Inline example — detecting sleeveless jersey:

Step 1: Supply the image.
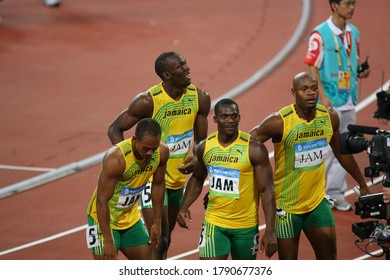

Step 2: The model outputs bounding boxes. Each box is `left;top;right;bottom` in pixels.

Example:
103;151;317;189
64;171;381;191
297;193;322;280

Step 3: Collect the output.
148;83;199;190
86;137;160;230
274;104;333;214
203;131;258;229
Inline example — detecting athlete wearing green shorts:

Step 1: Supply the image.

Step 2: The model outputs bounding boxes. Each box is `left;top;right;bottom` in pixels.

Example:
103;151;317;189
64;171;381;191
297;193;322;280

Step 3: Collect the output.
86;118;169;260
177;99;277;260
87;216;149;256
249;72;369;259
199;221;259;259
108;52;211;259
276;199;335;239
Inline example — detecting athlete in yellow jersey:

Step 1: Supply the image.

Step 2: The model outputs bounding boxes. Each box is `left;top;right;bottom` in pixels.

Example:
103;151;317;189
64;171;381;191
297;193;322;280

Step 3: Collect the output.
148;82;199;191
250;72;369;260
272;103;333;215
108;52;210;259
177;98;276;260
86;118;169;260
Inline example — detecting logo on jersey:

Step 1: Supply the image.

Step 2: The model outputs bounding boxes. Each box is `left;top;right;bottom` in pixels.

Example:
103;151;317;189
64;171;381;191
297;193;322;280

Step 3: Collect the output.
206;154;239;164
130;165;154;177
163;108;192;119
294;129;325;141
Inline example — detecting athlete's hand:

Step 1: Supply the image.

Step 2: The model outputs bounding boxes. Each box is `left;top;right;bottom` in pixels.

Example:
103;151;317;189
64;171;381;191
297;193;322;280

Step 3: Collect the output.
177;208;192;229
150;223;161;248
359;183;370;196
177;156;197;174
260;229;277;259
103;241;118;260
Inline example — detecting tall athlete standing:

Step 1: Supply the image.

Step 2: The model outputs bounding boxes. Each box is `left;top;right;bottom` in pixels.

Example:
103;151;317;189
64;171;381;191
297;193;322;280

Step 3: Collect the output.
249;72;369;259
108;51;211;259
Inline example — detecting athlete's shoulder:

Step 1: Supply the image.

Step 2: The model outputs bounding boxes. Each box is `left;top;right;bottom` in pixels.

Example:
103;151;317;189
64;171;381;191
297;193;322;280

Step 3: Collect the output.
159;142;170;163
279;104;294;118
206;131;218;141
195;86;210;100
133;90;153;103
238;131;251;142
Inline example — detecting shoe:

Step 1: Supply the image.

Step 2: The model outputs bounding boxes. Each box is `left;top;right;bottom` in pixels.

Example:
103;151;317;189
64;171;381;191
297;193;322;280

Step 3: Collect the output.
334;200;352;211
43;0;61;7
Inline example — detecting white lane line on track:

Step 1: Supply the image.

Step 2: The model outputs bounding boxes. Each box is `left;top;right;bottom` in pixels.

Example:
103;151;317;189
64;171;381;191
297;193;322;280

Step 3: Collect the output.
0;165;55;172
0;225;87;256
354;249;384;260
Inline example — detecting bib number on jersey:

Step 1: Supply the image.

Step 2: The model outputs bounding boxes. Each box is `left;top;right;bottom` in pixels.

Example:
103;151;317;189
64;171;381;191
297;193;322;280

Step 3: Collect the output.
252;232;260;255
294;138;328;170
207;166;240;199
140;180;153;208
166;130;193;158
86;225;99;249
198;224;206;248
116;184;145;209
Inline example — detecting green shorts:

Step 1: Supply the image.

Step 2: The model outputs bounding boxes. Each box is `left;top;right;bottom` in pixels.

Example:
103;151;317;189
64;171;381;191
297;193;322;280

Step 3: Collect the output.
140;180;169;209
166;187;184;208
276;198;335;239
141;184;184;209
86;215;149;255
198;221;259;260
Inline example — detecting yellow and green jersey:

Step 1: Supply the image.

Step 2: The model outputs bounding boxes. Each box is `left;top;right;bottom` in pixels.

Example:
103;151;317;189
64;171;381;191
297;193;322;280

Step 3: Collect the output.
87;137;160;230
148;83;199;190
203;131;258;229
274;104;333;214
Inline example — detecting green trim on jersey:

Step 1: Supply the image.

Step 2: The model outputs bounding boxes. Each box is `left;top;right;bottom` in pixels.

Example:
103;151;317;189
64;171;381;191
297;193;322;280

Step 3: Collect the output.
203;131;259;229
86;137;160;230
148;83;199;190
274;104;332;214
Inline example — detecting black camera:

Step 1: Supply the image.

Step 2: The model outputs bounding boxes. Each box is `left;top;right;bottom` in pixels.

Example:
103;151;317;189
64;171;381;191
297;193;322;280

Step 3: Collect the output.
352;216;390;251
340;124;390;177
355;193;386;219
351;193;390;257
340;124;390;258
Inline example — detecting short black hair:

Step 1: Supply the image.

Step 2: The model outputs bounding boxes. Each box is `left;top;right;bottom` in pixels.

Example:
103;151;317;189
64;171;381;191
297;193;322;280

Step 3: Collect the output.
329;0;341;11
155;52;176;78
214;98;239;116
135;118;161;140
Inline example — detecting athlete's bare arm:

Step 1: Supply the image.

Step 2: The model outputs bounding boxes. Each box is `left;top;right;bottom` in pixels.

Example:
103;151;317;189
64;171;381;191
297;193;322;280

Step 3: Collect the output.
249;139;277;258
177;142;207;229
96;147;125;259
249;112;283;143
149;143;169;247
108;92;154;144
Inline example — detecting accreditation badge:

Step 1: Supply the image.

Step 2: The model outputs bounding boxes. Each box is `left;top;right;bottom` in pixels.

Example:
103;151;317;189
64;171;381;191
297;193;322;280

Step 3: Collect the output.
337;70;351;94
